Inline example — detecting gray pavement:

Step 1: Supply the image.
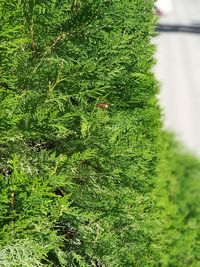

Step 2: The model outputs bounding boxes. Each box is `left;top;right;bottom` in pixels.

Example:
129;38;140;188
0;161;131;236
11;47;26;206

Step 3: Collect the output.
154;0;200;156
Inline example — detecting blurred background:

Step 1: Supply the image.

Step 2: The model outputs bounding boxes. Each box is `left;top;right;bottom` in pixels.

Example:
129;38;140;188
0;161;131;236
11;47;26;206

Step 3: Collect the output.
154;0;200;156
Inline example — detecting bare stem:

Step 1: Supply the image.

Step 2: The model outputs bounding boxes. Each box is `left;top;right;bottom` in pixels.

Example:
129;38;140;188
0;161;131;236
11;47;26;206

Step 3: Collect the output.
33;32;67;73
29;22;36;54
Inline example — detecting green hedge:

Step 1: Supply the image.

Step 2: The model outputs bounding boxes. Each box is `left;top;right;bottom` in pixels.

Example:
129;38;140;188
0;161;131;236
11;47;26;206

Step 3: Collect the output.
0;0;200;266
160;133;200;266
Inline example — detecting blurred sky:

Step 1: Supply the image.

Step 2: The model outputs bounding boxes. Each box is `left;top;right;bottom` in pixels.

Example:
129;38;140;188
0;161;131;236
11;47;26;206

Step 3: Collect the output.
154;0;200;156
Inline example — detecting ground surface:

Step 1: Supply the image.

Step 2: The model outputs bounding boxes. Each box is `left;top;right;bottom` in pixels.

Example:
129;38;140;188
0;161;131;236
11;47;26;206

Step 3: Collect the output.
154;0;200;155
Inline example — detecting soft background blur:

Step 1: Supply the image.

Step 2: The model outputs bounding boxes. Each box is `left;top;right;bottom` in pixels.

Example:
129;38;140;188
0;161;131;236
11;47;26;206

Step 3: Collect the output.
154;0;200;156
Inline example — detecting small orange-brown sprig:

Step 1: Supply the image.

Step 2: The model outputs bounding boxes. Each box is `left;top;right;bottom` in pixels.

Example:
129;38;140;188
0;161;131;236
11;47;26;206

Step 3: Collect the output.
96;103;109;109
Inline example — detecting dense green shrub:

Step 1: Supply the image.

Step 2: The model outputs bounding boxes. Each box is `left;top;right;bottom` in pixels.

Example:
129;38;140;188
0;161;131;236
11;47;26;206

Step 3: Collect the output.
161;134;200;266
0;0;160;265
0;0;200;266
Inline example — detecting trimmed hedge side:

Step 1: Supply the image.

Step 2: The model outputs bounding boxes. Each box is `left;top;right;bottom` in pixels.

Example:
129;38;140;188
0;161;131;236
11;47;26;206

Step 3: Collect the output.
0;1;200;266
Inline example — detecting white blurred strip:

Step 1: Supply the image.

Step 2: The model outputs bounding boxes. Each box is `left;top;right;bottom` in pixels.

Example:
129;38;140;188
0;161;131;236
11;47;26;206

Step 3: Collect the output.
155;0;173;15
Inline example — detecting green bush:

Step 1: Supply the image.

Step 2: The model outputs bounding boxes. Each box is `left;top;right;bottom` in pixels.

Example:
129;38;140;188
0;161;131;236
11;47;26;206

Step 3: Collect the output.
160;133;200;266
0;0;200;266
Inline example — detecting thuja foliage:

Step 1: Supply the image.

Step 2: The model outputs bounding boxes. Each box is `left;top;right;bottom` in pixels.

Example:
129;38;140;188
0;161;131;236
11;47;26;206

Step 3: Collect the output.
0;0;200;266
161;134;200;267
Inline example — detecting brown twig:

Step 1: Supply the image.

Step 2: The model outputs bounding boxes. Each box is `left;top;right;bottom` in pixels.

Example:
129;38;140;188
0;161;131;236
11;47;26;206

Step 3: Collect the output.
33;32;67;73
71;0;79;14
29;22;37;54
